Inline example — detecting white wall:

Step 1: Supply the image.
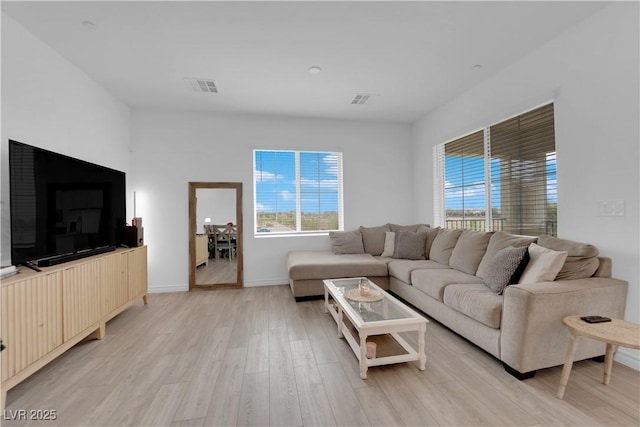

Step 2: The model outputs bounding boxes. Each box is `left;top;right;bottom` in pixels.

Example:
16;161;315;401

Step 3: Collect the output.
0;14;132;266
196;188;236;232
131;110;413;292
412;3;639;369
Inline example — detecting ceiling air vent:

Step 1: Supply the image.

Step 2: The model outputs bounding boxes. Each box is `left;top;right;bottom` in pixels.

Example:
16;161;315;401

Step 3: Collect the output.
351;93;379;105
184;78;218;93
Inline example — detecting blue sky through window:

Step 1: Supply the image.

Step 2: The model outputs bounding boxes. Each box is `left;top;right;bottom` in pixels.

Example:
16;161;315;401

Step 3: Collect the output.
254;150;340;214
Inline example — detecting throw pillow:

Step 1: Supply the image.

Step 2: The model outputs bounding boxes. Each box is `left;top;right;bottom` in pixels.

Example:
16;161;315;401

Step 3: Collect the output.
537;235;600;280
381;231;396;257
449;230;493;275
329;230;364;254
476;231;538;280
483;246;529;294
391;230;428;260
381;230;428;259
359;224;390;256
518;243;568;284
429;229;463;266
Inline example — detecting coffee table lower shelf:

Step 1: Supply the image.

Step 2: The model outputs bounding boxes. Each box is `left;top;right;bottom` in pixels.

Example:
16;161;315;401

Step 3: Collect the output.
325;294;427;379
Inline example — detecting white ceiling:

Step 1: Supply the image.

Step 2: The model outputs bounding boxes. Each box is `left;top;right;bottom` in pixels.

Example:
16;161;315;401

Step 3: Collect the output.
2;1;608;124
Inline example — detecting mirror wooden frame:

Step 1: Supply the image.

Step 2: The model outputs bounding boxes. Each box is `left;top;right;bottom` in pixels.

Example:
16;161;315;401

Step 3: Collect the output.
188;182;243;290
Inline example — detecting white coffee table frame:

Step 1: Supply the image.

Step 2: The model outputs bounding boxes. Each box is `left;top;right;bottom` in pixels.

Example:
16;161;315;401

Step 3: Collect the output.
323;277;428;379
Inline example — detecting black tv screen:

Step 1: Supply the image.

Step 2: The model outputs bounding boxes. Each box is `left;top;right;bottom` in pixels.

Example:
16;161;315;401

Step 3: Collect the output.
9;140;126;266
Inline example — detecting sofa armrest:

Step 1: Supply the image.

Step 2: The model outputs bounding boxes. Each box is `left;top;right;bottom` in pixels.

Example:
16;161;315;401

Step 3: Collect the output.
500;277;628;374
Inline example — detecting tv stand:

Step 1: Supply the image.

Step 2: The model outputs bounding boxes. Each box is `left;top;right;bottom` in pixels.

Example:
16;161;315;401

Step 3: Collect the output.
22;261;42;272
1;246;147;410
35;245;116;267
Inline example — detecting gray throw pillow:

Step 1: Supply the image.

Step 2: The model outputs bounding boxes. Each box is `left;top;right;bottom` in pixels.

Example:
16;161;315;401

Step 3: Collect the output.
484;246;529;294
329;230;364;254
476;231;537;280
391;230;428;260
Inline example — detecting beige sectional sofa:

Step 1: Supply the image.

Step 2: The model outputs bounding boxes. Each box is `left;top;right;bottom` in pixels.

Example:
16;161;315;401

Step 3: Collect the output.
286;224;628;378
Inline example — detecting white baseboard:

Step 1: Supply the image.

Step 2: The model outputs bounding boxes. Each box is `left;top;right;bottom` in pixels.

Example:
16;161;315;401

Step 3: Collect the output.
148;281;287;292
615;347;640;371
148;283;188;293
243;278;288;287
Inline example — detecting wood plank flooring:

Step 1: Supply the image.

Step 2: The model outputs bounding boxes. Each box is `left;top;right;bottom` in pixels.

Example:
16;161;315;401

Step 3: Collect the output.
195;259;237;285
3;285;639;426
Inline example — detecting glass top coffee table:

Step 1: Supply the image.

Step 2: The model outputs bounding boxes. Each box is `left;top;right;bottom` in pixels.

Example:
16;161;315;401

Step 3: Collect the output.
323;277;428;379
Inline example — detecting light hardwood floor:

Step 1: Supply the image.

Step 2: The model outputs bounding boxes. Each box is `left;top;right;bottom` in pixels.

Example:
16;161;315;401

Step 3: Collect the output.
195;259;237;285
4;285;639;426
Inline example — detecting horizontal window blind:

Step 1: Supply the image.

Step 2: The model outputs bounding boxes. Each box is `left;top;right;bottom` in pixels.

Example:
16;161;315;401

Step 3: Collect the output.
298;151;343;232
436;102;557;236
443;130;487;231
490;103;556;236
254;150;296;232
254;149;343;235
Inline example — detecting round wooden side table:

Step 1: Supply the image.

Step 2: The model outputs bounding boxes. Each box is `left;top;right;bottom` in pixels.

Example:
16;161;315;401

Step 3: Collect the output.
557;315;640;399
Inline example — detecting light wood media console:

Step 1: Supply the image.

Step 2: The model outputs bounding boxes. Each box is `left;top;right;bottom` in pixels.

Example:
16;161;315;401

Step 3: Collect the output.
0;246;148;409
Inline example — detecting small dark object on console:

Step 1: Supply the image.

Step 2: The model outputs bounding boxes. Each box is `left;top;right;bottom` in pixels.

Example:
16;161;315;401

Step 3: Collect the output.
580;315;612;324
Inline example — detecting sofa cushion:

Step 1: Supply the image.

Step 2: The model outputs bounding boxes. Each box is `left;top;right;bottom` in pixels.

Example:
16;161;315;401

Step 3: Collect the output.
518;243;567;284
476;231;538;280
449;230;493;275
537;235;600;280
359;224;390;256
411;268;483;302
287;251;387;280
423;227;440;259
443;284;503;329
329;230;364;254
483;246;529;294
429;229;463;266
388;259;448;283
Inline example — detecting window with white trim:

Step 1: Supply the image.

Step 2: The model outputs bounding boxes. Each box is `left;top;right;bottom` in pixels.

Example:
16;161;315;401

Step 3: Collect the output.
434;103;557;236
253;149;343;235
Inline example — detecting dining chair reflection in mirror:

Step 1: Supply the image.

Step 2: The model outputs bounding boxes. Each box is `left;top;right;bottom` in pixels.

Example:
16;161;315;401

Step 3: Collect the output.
209;224;237;262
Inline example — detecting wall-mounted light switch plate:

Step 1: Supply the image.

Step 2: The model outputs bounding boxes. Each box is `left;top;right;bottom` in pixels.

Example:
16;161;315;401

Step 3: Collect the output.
597;200;625;216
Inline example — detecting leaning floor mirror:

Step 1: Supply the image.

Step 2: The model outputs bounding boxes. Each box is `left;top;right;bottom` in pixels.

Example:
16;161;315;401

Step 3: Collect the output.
188;182;243;290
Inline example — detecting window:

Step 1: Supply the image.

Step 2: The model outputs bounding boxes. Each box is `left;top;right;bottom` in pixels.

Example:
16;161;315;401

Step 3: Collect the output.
441;130;486;231
435;103;557;236
253;149;343;235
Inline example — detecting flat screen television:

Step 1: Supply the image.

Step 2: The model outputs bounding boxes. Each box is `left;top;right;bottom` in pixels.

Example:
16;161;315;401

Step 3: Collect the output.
9;140;126;267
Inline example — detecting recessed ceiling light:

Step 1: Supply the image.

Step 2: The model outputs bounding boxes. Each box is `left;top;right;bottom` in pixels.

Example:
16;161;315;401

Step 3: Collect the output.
308;66;322;75
82;20;96;29
472;64;483;70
